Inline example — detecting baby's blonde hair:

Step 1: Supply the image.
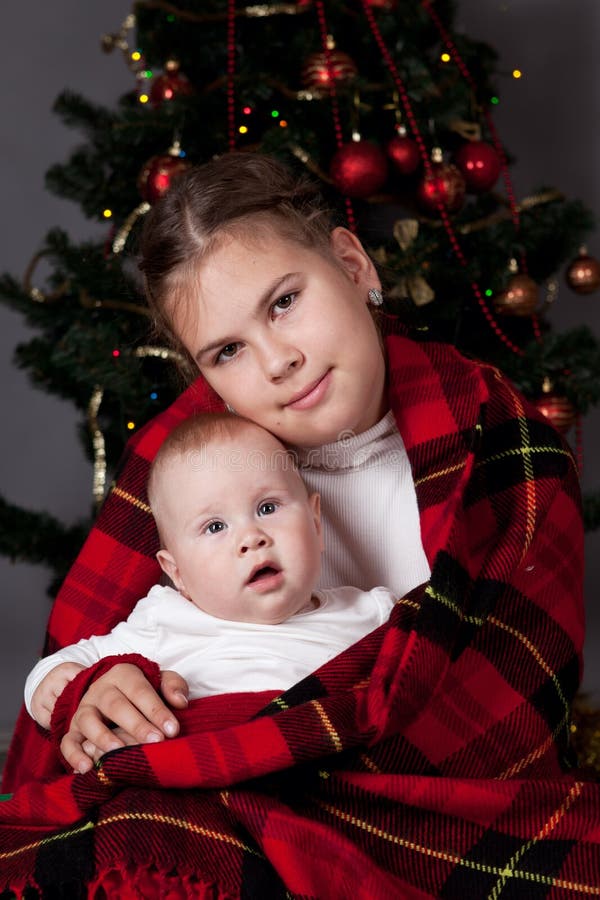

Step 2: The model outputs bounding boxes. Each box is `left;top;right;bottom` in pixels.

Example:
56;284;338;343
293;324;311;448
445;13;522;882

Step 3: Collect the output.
147;412;302;544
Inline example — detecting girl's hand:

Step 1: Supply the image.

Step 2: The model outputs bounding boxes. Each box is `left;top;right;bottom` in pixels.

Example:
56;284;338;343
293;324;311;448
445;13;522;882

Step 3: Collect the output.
59;664;189;774
30;661;86;728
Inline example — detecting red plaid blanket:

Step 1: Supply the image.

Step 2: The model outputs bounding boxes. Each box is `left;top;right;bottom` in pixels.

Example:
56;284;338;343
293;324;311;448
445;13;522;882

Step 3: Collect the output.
2;331;599;898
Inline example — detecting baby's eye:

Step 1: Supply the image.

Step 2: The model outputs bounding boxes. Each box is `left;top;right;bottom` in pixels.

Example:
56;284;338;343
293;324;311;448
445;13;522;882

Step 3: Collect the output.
216;342;240;364
258;501;278;516
272;293;296;316
205;520;226;534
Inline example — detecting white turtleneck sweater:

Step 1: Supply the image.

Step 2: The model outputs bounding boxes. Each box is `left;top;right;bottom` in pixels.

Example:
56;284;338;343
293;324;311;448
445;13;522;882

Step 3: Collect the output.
294;410;431;598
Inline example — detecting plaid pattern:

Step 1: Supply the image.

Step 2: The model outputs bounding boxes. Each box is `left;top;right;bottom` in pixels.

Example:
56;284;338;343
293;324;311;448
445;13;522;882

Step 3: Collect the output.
2;330;599;898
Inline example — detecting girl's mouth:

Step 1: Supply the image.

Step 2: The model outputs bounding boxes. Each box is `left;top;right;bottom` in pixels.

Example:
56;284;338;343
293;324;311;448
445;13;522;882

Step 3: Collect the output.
285;370;332;411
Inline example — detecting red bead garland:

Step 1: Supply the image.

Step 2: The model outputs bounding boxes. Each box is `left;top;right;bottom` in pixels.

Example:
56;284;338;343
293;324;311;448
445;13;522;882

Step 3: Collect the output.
314;1;357;231
358;0;525;356
227;0;237;150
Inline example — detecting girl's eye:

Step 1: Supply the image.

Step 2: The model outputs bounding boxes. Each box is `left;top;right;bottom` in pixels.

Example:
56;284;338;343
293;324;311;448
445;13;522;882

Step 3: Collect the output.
216;342;240;364
206;520;226;535
272;293;296;316
258;501;278;516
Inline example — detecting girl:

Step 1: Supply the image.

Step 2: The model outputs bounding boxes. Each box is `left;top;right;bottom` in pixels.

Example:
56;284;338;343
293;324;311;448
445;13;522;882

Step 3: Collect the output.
2;153;595;898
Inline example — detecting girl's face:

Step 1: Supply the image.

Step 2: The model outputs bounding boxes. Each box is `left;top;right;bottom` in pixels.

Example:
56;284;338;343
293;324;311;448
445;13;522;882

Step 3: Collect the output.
171;225;387;447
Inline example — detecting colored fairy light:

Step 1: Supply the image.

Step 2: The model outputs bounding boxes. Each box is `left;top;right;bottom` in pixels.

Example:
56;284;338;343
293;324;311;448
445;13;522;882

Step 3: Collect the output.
131;51;142;61
243;106;252;115
139;93;149;104
239;125;248;134
512;69;522;79
491;96;500;105
150;391;158;400
112;349;120;358
440;52;451;63
279;120;288;128
178;149;187;157
127;421;135;430
103;209;112;219
271;109;279;118
485;289;493;297
167;14;176;21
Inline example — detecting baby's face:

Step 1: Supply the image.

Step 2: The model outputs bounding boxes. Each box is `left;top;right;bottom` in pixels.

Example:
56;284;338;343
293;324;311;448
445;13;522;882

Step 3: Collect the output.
154;427;322;624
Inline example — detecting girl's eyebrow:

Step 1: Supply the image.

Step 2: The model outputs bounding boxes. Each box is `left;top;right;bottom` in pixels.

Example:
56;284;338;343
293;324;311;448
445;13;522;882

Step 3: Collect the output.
195;272;300;362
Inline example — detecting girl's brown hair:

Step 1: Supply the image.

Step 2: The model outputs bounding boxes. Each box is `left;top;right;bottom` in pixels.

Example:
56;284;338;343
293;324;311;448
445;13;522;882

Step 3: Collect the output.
138;152;338;375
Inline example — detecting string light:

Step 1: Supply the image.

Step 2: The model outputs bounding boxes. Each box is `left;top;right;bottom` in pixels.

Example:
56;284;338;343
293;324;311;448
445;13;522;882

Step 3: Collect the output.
139;93;149;104
485;289;493;297
239;125;248;134
440;52;451;63
491;96;500;105
512;69;522;79
279;119;288;128
243;105;252;115
131;50;142;61
127;421;136;431
271;109;279;118
150;391;158;400
103;209;113;219
112;349;121;358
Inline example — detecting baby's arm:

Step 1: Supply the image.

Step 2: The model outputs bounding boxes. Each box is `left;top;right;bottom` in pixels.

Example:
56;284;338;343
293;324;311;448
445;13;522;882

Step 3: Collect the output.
24;640;108;728
29;661;86;728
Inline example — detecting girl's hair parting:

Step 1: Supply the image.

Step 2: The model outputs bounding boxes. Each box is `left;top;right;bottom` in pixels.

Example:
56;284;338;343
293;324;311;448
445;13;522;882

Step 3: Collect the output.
138;152;337;375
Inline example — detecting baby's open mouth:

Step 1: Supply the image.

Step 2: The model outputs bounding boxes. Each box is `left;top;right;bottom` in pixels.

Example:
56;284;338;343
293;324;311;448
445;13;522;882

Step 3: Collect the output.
247;565;280;584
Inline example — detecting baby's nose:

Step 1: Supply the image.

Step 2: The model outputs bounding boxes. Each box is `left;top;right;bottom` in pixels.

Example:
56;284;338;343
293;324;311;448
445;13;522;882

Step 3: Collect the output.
239;532;269;555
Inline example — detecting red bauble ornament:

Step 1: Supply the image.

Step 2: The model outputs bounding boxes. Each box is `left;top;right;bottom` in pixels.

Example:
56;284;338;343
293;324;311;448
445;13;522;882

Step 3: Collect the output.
417;162;466;214
301;50;358;95
534;393;577;434
150;61;194;108
137;154;191;204
330;141;388;198
386;132;421;176
565;250;600;295
493;274;539;316
454;140;502;193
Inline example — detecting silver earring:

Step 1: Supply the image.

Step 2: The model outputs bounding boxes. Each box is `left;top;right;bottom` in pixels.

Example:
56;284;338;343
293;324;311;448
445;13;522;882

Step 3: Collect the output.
225;403;236;414
368;288;384;307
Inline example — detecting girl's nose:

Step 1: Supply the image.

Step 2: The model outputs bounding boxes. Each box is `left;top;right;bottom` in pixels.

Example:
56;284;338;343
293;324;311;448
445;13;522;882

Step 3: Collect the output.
238;529;272;555
259;342;303;382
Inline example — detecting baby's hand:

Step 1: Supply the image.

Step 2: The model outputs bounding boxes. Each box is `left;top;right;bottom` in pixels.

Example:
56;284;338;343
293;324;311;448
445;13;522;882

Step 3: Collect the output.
30;661;86;728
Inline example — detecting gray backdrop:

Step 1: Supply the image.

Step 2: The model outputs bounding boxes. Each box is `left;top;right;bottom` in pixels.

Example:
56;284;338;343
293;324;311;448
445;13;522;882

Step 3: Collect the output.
1;1;599;741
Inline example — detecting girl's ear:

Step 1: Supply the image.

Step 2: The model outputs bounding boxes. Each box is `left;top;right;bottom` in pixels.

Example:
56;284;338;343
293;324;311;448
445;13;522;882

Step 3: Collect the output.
329;227;380;289
156;549;191;599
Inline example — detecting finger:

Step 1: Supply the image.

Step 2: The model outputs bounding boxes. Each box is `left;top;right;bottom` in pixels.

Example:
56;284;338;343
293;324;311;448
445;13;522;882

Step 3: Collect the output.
118;678;180;738
61;730;98;774
161;670;189;710
82;740;97;759
69;703;131;754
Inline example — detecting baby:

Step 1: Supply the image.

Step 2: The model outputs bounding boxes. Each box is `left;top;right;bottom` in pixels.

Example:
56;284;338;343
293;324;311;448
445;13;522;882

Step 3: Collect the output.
26;413;396;727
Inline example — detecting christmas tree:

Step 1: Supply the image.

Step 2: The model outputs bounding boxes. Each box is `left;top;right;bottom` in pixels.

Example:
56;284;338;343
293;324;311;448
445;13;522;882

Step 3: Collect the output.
1;0;599;603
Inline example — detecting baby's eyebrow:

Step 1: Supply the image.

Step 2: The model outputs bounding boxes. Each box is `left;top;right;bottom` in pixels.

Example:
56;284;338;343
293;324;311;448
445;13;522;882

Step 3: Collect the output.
194;272;300;362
